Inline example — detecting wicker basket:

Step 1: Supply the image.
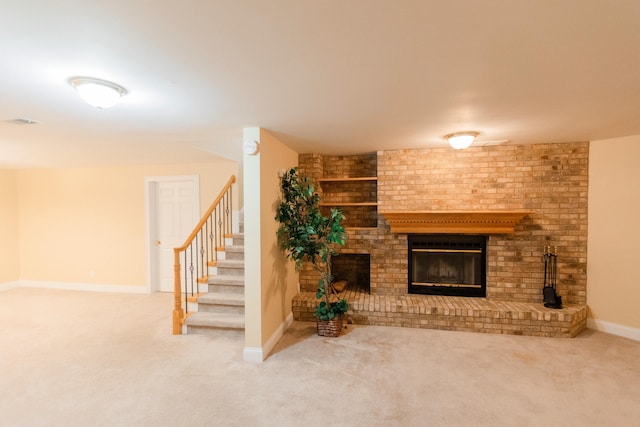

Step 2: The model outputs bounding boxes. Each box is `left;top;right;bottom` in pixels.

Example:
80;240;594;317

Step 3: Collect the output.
317;316;343;337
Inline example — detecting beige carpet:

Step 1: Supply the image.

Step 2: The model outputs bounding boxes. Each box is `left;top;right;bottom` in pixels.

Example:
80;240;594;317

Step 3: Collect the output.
1;287;638;427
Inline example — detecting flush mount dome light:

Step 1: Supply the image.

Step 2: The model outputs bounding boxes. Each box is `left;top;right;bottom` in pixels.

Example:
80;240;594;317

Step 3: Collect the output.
68;76;127;109
445;131;479;150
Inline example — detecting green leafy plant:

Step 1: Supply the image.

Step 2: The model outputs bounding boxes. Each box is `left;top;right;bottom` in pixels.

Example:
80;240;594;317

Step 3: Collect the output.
275;167;348;321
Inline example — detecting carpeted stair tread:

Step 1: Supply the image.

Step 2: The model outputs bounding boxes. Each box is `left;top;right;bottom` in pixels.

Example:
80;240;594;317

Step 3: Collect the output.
198;292;244;306
208;275;244;286
185;312;245;329
216;259;245;268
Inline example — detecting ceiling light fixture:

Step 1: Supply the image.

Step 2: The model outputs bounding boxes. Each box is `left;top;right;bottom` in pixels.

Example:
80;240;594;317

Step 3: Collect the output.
68;76;127;109
445;131;479;150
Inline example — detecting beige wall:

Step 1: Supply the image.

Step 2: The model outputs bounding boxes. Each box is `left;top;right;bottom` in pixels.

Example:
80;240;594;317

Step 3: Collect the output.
0;170;20;283
243;128;298;357
588;136;640;329
258;130;299;342
16;161;237;287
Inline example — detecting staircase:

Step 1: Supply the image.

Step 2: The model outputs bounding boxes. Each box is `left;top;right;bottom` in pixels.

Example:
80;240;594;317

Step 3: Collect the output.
184;227;245;335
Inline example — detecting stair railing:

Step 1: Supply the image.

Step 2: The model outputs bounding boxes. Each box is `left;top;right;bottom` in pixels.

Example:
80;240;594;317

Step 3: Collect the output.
173;175;236;334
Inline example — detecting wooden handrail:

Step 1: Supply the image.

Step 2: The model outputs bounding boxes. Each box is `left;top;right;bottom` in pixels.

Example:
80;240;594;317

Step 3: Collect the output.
176;175;236;252
173;175;236;335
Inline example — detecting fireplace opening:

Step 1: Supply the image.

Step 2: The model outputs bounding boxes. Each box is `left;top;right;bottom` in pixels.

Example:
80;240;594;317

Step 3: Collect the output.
408;235;486;297
332;253;370;293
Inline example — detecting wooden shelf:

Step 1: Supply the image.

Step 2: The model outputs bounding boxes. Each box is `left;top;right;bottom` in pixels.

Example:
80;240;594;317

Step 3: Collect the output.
319;177;377;183
318;169;378;229
320;202;378;207
345;227;378;231
381;210;534;234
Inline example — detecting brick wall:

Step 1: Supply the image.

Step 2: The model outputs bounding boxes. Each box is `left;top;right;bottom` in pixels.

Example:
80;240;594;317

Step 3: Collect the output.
299;142;588;305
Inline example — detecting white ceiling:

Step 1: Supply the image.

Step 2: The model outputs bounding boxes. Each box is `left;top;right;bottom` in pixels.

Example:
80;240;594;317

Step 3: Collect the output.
1;0;639;168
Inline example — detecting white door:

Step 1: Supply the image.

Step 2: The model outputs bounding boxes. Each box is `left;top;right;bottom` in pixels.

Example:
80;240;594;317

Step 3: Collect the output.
147;177;199;292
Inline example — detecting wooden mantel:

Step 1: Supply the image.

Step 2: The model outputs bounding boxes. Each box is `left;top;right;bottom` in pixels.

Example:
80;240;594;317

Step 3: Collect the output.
381;210;533;234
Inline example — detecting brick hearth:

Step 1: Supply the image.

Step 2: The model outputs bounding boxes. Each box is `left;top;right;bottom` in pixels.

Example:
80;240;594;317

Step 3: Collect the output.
293;290;587;337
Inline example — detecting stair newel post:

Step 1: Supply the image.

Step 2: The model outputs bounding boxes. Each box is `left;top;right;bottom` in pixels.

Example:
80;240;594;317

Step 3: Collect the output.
172;248;184;335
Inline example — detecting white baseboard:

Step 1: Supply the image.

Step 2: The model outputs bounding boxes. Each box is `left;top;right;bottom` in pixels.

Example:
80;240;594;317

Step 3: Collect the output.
14;280;148;294
587;317;640;342
0;281;21;291
263;312;294;358
243;312;294;363
242;347;265;363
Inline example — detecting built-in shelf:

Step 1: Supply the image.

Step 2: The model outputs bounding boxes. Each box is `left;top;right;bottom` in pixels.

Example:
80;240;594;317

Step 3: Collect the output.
345;227;378;231
319;202;378;207
319;177;378;183
319;173;378;229
381;210;534;234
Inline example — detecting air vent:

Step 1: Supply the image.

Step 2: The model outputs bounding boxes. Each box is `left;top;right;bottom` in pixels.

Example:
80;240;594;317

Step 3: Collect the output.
8;118;39;125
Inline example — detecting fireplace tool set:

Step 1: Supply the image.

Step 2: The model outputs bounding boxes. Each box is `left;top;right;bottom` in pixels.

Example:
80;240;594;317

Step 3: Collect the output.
543;246;562;309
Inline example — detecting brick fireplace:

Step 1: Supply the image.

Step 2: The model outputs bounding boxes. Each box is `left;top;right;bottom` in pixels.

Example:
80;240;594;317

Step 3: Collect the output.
292;142;588;337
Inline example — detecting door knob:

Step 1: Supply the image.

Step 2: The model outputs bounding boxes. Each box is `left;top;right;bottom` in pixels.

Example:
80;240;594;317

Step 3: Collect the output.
155;240;161;245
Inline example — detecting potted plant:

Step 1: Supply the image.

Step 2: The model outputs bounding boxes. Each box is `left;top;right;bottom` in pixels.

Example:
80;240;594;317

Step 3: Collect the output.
275;167;348;336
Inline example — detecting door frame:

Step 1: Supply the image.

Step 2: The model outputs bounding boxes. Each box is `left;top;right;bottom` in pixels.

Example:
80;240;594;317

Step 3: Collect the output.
144;175;200;293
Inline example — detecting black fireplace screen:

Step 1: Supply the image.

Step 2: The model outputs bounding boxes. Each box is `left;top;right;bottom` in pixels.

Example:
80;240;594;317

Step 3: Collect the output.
408;235;486;297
